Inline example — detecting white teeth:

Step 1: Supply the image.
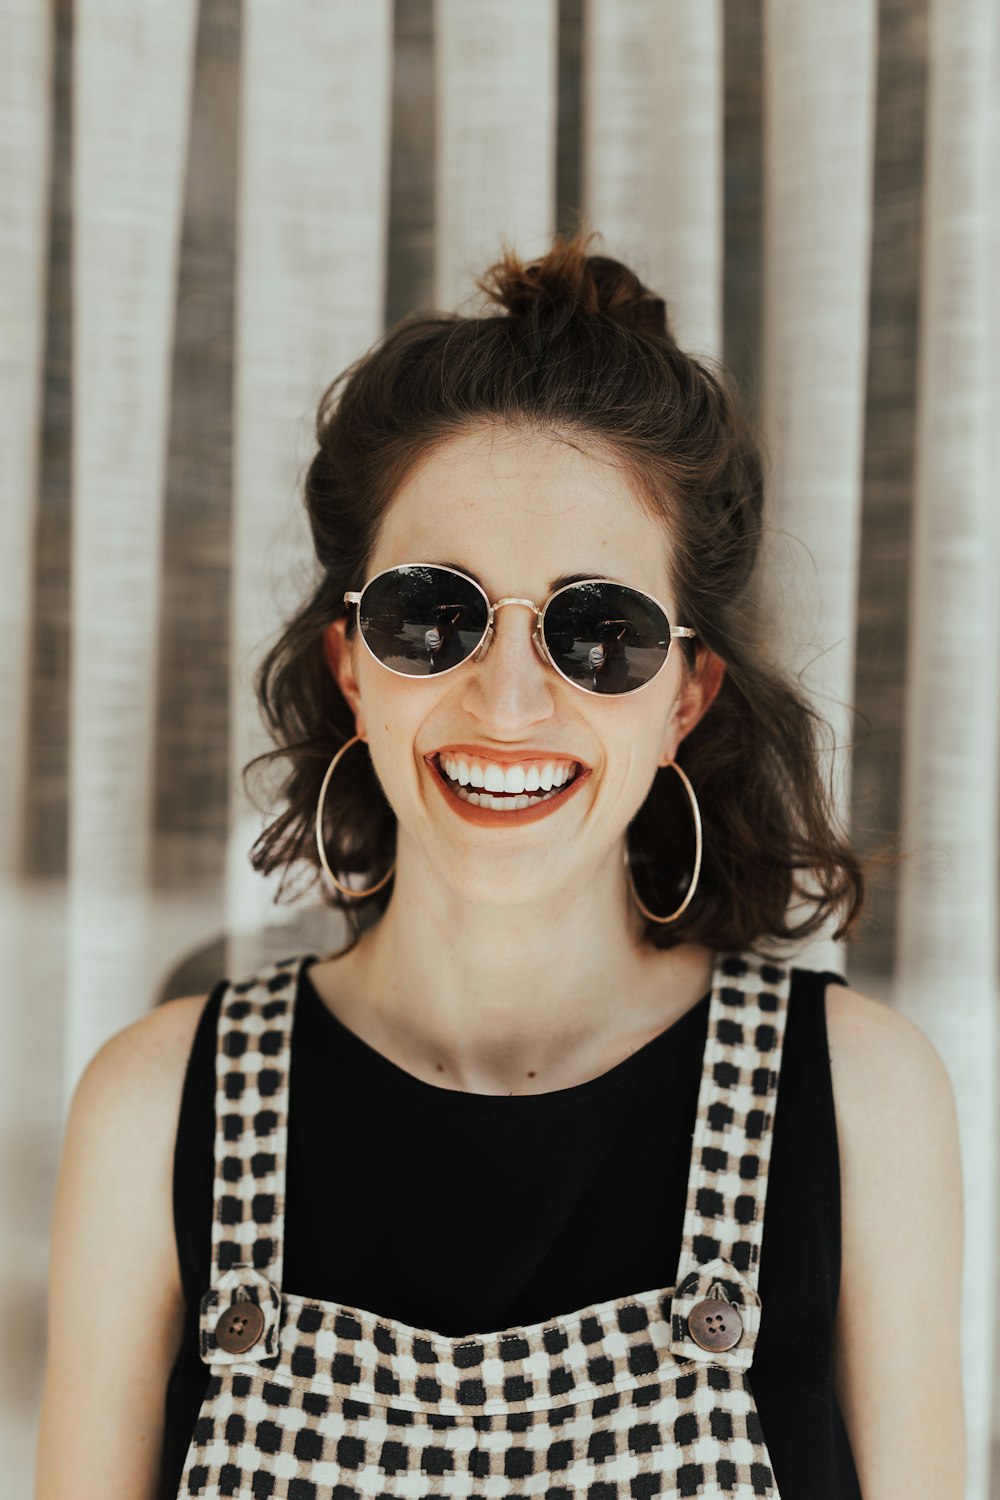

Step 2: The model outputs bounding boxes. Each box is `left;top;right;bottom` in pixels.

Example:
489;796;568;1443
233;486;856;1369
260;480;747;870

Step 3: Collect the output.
439;755;578;793
454;785;562;810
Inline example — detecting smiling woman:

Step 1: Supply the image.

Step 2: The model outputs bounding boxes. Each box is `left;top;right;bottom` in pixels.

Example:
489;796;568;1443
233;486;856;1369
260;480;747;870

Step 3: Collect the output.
247;239;866;957
36;224;964;1500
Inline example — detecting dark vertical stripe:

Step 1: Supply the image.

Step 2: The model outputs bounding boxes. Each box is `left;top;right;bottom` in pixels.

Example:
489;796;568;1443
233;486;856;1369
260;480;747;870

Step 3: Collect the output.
555;0;584;239
722;0;763;424
385;0;435;328
25;0;74;879
850;0;928;979
153;0;238;903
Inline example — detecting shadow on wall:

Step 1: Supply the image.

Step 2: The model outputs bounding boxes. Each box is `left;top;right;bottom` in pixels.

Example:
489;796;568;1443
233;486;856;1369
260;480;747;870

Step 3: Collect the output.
155;936;230;1007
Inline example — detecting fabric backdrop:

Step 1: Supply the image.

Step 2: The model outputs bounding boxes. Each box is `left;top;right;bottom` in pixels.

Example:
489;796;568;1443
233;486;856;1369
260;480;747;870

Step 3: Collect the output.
1;1;997;1493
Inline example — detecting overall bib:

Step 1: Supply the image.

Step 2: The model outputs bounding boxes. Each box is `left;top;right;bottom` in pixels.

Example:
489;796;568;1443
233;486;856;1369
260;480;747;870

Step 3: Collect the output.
176;946;791;1498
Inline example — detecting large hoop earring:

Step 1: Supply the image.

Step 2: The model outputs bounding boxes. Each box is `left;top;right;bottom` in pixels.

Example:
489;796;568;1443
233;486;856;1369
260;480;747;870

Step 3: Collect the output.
624;759;703;924
315;734;396;899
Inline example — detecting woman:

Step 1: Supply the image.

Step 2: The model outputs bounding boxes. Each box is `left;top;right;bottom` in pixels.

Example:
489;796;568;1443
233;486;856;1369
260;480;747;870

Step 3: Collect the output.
36;229;965;1499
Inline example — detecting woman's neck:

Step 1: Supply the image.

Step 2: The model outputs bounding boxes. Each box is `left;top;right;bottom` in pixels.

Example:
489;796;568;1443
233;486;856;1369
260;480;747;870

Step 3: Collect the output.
311;864;715;1095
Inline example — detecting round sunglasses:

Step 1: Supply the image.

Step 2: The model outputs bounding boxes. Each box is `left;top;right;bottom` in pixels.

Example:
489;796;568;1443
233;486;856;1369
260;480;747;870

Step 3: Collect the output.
343;563;695;696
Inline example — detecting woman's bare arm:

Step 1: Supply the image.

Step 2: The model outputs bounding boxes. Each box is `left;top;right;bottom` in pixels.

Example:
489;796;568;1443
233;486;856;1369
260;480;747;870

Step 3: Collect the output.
827;981;966;1499
34;993;209;1500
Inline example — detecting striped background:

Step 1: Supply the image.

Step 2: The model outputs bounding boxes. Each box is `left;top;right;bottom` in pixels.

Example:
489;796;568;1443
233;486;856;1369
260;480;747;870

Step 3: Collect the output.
1;0;997;1492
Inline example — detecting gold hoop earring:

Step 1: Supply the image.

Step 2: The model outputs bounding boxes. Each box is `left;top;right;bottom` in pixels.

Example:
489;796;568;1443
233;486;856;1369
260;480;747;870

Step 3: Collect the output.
624;759;703;924
315;733;396;899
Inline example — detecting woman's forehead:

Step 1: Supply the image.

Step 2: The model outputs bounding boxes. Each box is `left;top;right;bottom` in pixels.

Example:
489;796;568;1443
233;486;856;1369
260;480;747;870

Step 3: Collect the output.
396;422;636;510
374;427;675;600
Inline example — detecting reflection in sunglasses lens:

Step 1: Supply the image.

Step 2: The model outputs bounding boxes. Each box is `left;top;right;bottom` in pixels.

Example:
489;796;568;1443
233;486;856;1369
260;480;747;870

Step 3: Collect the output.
544;583;671;694
360;566;488;676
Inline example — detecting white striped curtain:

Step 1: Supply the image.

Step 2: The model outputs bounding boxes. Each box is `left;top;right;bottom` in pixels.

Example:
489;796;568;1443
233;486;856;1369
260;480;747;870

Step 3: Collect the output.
1;1;997;1493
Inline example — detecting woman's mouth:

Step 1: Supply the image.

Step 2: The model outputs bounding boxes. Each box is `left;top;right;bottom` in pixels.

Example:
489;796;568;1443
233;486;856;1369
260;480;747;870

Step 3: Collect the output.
424;752;591;826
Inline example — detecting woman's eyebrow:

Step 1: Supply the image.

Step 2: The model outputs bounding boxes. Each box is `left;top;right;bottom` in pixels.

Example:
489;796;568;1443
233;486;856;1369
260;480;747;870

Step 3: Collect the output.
430;560;627;592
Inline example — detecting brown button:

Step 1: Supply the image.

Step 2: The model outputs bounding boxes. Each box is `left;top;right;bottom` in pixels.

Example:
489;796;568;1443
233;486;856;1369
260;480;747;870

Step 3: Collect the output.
687;1296;743;1352
215;1299;266;1354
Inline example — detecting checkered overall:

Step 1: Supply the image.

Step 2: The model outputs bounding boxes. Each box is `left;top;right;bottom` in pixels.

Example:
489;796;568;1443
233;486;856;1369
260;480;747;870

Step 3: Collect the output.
176;947;792;1498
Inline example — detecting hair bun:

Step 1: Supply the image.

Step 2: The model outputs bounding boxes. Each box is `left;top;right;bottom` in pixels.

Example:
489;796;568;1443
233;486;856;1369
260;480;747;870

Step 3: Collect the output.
475;228;672;339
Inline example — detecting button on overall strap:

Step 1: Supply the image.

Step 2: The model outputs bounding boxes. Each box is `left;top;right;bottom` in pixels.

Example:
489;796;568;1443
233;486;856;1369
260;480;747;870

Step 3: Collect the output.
667;949;793;1369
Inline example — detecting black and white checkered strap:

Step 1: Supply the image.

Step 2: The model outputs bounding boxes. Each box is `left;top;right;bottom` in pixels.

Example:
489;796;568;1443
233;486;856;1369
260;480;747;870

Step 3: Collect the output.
666;949;792;1369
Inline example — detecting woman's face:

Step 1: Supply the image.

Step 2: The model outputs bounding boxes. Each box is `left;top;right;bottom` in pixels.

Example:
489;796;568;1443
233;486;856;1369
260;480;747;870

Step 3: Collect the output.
324;422;723;909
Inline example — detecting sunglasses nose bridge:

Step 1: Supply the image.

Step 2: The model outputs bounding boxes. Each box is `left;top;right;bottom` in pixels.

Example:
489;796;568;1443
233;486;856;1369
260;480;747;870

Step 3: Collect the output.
471;596;548;666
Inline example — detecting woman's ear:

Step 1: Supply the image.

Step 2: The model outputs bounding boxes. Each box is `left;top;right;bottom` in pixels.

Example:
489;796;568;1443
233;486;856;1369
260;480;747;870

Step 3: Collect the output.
323;618;367;739
662;648;726;762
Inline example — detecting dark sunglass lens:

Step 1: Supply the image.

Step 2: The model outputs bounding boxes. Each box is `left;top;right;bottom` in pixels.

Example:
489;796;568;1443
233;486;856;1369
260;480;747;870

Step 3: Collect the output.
359;566;488;676
544;583;670;694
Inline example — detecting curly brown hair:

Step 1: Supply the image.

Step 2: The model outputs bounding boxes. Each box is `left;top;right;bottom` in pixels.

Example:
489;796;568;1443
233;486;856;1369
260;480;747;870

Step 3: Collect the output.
243;223;869;955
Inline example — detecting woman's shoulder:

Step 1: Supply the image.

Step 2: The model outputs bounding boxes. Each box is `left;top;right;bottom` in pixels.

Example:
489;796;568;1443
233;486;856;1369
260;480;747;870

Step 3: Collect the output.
74;990;211;1110
813;977;965;1489
820;976;954;1109
782;966;957;1168
794;970;957;1150
69;991;216;1194
818;973;962;1337
782;962;947;1075
78;989;214;1108
67;991;218;1271
38;991;219;1490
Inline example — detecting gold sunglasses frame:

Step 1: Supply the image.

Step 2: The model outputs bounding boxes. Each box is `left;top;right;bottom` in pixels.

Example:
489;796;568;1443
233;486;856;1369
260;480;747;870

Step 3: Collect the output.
343;563;696;697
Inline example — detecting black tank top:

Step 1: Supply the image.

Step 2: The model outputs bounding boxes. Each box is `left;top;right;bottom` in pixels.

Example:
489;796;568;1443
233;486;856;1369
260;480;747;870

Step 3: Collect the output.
158;955;861;1499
